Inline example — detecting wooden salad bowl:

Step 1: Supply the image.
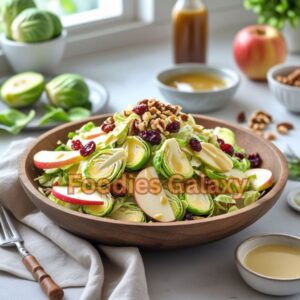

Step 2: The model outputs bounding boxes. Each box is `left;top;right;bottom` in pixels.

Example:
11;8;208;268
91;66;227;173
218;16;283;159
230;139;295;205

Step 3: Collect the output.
19;115;288;249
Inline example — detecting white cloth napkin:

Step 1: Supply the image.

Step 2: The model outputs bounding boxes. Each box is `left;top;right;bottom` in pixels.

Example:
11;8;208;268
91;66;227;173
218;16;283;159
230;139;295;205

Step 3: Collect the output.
0;138;150;300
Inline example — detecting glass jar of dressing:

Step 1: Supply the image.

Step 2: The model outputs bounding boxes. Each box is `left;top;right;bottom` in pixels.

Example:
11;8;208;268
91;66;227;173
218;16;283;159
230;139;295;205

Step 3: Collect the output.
172;0;208;64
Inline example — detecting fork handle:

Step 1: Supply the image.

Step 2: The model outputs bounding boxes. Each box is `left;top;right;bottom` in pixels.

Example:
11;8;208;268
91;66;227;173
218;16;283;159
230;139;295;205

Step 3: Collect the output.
22;255;64;300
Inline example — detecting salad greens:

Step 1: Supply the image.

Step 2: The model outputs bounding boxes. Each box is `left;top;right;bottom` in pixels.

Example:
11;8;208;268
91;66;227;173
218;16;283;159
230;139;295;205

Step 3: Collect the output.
34;100;273;223
0;109;35;134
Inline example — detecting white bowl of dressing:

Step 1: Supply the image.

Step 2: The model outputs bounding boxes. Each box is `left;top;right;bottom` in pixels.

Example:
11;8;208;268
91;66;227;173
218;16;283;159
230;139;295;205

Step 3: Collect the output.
235;234;300;296
156;64;240;113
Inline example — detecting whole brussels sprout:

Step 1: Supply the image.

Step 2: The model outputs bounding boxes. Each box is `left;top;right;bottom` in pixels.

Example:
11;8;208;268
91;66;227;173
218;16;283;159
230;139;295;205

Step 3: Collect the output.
46;74;90;109
45;11;62;38
2;0;36;39
11;8;54;43
1;72;44;108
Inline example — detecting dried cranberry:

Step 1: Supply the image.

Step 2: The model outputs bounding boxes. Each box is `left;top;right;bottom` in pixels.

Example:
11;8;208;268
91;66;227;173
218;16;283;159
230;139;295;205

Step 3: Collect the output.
132;104;148;115
140;130;161;145
101;123;115;133
184;212;193;221
217;138;225;146
166;121;180;133
71;139;83;151
248;153;262;168
189;138;202;152
235;152;245;160
80;141;96;157
220;143;234;156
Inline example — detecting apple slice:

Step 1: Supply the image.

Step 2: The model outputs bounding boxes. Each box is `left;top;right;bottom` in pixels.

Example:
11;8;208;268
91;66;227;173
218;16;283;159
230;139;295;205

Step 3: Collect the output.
134;167;175;222
52;186;104;205
34;151;83;169
196;142;233;173
245;168;273;191
82;127;106;140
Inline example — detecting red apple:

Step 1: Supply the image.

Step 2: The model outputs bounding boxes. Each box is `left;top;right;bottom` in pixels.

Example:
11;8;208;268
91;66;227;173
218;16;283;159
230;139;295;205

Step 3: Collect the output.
245;168;273;191
52;186;104;205
34;151;83;169
233;25;287;80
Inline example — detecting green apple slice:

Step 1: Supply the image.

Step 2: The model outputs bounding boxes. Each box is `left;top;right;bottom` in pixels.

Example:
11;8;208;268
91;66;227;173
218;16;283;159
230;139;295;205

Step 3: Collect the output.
195;142;233;172
134;167;176;222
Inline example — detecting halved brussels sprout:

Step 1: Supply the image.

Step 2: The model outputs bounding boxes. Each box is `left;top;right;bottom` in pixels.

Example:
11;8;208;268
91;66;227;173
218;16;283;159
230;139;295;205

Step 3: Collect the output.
165;191;187;221
46;74;90;110
195;142;233;173
185;193;213;216
82;193;114;217
126;136;150;171
83;148;126;182
213;194;236;214
1;72;44;108
109;199;146;223
153;138;194;179
49;194;80;211
45;11;62;38
12;8;54;43
2;0;36;39
214;127;236;146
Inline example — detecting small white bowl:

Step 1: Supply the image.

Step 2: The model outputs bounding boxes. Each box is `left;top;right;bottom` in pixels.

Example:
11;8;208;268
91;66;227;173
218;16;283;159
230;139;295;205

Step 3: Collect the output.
287;189;300;213
1;30;67;73
156;64;240;113
267;64;300;113
235;234;300;296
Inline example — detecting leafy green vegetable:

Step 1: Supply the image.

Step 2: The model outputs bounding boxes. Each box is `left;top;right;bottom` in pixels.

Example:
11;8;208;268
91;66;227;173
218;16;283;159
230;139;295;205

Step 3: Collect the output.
39;105;90;126
231;157;251;172
244;0;300;29
12;8;54;43
2;0;36;39
45;11;62;38
0;109;35;134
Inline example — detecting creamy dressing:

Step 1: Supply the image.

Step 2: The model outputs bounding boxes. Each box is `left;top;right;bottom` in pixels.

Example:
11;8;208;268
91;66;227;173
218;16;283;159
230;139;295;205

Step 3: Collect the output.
165;73;226;92
245;244;300;279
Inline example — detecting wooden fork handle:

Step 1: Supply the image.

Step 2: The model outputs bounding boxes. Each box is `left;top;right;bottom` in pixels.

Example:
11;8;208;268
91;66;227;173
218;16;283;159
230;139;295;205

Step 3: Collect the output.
22;255;64;300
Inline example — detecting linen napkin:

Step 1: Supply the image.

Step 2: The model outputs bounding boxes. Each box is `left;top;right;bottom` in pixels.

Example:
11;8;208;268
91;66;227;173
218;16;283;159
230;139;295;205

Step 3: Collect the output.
0;138;150;300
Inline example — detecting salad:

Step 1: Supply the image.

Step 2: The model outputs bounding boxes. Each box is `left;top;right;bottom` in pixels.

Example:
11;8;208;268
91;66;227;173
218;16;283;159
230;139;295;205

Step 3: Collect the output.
34;99;274;223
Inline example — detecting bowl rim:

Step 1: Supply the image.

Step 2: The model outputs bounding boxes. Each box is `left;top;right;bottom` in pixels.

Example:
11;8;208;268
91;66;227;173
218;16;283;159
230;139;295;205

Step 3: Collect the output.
156;63;240;95
0;29;67;47
18;114;288;228
267;63;300;92
235;234;300;282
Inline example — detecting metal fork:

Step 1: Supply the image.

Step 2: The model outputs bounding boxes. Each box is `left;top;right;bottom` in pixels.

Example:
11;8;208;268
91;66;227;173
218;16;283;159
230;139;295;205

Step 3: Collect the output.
0;205;64;300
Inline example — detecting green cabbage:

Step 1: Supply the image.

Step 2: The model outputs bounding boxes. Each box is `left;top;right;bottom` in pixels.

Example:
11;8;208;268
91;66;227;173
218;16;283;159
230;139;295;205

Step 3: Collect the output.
46;74;90;109
11;8;54;43
2;0;36;39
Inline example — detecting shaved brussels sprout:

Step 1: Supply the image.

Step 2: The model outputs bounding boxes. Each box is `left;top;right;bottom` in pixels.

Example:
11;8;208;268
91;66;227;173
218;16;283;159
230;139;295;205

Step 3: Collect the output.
2;0;36;39
109;199;146;223
12;8;54;43
165;191;187;221
83;148;127;182
185;193;213;216
46;74;90;110
82;193;114;217
243;191;261;206
126;136;151;171
153;138;194;179
49;194;80;211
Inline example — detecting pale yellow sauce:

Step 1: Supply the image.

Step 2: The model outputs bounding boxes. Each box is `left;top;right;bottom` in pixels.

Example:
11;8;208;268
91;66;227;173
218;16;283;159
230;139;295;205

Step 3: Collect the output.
165;73;226;92
245;244;300;279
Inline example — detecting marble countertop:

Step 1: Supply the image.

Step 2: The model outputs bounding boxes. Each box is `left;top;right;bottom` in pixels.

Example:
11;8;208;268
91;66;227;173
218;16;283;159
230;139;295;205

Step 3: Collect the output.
0;27;299;300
